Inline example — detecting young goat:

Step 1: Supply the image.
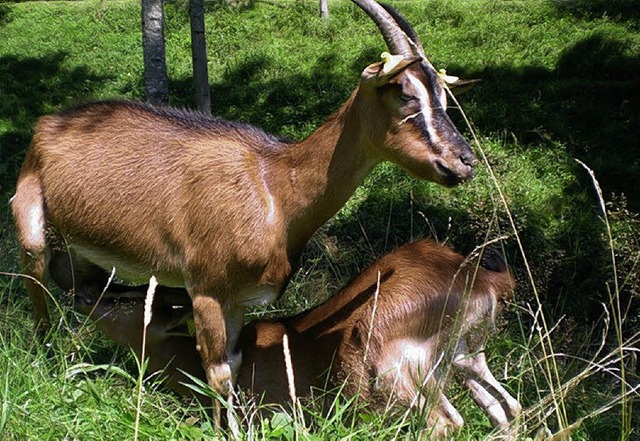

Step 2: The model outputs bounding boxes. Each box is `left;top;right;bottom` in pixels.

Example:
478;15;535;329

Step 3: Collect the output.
72;240;520;438
11;0;476;402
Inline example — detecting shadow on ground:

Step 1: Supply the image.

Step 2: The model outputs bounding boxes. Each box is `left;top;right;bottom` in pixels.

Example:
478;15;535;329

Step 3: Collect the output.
453;33;639;210
552;0;640;27
0;52;111;197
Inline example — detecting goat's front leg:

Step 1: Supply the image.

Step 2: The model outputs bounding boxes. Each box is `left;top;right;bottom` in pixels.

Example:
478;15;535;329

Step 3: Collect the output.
191;294;234;432
192;294;232;394
453;341;521;428
420;392;464;440
190;294;244;436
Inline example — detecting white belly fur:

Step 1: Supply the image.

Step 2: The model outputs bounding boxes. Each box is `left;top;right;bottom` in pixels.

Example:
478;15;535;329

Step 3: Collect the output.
70;244;279;306
70;243;185;287
237;285;279;307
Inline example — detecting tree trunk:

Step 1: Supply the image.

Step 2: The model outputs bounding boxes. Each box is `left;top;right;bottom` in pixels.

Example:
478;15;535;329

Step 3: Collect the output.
190;0;211;115
141;0;169;106
320;0;329;19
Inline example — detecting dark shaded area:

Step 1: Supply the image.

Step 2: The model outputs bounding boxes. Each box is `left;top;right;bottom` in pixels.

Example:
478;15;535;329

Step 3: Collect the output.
445;32;639;328
552;0;640;26
457;33;639;210
0;4;11;27
0;53;110;198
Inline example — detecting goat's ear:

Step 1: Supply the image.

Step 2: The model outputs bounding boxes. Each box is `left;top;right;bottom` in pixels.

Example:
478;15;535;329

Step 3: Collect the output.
361;53;420;86
438;69;481;94
479;248;507;273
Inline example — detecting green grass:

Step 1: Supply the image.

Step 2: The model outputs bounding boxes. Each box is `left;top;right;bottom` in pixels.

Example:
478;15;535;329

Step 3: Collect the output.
1;0;639;439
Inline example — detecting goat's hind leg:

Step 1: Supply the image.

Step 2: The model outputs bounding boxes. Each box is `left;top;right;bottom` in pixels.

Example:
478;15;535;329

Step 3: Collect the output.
11;171;50;338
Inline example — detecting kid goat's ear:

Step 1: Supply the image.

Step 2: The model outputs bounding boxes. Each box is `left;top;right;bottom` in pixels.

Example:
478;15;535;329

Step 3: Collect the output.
361;52;421;86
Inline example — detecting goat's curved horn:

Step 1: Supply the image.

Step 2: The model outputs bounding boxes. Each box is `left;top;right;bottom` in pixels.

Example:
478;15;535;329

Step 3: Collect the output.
351;0;413;58
380;3;427;61
379;3;443;75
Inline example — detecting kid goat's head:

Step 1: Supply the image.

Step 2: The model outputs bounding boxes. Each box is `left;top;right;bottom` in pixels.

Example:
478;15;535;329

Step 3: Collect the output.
354;0;476;186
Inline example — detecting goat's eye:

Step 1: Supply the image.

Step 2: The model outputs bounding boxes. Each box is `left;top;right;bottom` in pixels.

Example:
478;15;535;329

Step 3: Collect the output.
400;93;415;103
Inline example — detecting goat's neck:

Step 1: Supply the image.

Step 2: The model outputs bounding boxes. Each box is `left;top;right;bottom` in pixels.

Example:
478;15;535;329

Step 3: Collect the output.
268;90;380;254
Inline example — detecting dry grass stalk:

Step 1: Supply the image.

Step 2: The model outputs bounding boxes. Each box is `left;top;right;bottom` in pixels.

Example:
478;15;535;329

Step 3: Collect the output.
134;275;157;441
575;159;631;437
362;270;381;367
282;332;305;437
446;87;567;430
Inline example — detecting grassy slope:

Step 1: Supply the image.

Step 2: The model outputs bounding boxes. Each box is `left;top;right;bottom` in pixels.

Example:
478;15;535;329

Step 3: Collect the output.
0;0;639;439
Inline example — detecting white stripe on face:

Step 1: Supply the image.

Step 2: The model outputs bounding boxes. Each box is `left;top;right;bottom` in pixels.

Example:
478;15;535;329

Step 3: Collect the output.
406;72;442;146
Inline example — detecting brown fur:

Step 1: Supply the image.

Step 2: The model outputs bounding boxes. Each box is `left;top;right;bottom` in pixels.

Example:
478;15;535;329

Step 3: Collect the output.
12;3;475;396
75;240;518;438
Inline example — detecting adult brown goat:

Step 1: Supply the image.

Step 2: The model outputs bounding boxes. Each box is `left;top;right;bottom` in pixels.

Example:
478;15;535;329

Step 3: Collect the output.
71;240;520;439
11;0;475;404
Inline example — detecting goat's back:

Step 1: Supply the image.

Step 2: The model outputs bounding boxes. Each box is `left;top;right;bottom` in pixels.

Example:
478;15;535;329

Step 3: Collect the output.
28;101;286;287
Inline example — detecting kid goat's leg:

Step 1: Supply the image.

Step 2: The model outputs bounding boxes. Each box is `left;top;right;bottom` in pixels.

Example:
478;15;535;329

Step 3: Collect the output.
453;341;521;428
420;392;464;440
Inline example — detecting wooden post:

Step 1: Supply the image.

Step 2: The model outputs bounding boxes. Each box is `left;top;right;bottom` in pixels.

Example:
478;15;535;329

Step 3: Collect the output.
190;0;211;115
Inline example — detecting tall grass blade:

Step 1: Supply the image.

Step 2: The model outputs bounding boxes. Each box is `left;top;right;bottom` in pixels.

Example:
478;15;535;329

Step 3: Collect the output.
0;374;10;437
575;159;631;440
65;362;136;384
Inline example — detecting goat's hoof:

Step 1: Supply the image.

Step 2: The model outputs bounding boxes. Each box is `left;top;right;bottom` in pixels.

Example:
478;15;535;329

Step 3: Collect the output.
207;362;233;396
506;399;523;420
